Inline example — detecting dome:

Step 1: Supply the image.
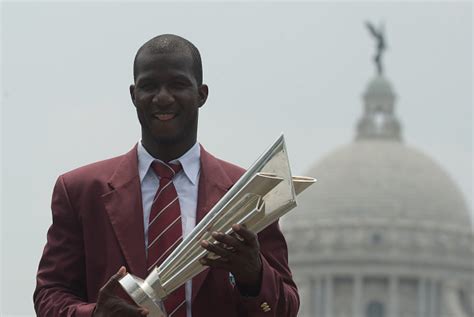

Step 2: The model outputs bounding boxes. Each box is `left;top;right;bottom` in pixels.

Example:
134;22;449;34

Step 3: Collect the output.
283;139;474;317
364;76;395;99
282;35;474;317
282;73;473;269
293;140;471;229
283;139;473;271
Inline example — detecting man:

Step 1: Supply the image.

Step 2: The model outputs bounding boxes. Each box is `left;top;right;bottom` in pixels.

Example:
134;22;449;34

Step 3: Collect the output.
34;34;299;317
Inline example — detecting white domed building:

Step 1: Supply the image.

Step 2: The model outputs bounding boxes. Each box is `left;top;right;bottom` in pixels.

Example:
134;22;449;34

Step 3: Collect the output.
282;75;474;317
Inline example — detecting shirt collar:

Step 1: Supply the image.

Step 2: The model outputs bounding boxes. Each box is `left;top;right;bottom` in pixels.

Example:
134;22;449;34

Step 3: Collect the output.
137;141;201;185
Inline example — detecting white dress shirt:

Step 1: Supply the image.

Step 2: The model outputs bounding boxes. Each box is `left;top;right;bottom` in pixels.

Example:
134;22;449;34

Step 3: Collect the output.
137;141;200;317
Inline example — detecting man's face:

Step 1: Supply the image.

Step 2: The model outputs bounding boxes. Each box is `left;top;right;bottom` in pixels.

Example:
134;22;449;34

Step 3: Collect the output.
130;50;207;147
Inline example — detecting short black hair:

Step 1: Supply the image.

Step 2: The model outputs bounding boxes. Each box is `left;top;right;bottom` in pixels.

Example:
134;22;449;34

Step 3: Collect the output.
133;34;203;85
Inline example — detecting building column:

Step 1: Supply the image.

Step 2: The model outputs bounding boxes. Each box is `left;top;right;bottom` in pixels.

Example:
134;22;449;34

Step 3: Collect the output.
429;279;438;317
298;277;311;317
426;280;432;317
325;275;333;317
388;276;399;317
436;281;443;317
352;275;362;317
417;278;427;317
314;278;322;317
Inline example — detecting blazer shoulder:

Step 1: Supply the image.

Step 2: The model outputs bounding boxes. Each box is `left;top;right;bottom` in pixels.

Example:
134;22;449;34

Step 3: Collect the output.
61;155;123;181
214;156;246;183
200;146;246;186
59;146;137;190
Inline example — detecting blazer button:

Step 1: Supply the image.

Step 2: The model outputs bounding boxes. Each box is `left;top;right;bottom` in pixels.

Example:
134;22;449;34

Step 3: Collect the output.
260;302;271;312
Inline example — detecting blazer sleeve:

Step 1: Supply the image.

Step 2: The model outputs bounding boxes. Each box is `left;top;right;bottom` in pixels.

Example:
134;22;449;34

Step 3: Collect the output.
34;175;96;317
232;221;300;317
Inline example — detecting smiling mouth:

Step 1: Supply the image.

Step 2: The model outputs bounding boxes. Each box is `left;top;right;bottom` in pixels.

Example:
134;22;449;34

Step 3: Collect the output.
153;113;176;121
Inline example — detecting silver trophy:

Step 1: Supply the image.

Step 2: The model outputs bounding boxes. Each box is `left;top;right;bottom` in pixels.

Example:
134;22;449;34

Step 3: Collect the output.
119;134;316;316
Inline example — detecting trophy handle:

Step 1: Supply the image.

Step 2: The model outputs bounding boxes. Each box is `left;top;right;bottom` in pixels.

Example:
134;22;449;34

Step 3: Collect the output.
119;273;167;317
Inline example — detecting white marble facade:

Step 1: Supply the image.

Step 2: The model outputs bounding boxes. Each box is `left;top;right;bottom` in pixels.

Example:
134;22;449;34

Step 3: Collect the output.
282;76;474;317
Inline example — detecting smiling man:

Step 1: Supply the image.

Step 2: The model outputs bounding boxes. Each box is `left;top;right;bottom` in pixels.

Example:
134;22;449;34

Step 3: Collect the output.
34;34;299;317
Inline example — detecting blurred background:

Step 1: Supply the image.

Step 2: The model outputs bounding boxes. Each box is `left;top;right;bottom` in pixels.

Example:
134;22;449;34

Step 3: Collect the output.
1;1;472;316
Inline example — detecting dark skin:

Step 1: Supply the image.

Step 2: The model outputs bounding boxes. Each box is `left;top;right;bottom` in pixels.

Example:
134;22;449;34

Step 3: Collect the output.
130;50;208;162
94;47;262;316
94;267;149;317
200;224;263;295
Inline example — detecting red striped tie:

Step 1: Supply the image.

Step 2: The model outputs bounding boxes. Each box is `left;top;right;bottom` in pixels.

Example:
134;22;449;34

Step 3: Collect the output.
147;161;186;317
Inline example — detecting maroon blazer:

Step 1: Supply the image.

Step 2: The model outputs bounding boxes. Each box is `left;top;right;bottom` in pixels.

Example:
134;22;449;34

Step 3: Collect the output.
34;145;299;317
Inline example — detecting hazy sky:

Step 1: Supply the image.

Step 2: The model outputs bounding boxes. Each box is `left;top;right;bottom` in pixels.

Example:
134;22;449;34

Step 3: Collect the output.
1;1;472;315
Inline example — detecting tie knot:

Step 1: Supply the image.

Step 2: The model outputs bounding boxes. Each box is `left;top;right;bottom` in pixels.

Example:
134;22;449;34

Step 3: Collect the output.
151;161;182;180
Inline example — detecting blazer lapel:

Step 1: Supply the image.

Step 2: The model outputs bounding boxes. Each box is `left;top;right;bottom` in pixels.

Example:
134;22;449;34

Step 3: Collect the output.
192;145;235;302
101;145;148;279
99;144;236;297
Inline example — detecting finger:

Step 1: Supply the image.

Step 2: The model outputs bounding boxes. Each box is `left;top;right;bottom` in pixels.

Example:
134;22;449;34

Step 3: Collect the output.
118;266;127;276
201;240;234;258
139;307;150;316
211;232;244;250
199;257;232;271
115;301;148;316
232;224;258;246
99;266;127;296
100;294;146;316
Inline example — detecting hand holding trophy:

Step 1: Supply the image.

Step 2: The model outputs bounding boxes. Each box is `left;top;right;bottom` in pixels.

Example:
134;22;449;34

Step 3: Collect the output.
119;135;316;316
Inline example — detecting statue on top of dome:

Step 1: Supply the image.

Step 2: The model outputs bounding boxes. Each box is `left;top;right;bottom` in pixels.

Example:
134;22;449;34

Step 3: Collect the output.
366;21;386;75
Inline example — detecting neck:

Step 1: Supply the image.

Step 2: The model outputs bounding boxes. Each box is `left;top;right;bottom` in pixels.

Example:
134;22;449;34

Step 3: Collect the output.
141;133;196;162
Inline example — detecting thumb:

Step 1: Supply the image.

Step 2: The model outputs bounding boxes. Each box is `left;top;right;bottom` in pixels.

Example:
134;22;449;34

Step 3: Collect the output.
99;266;128;295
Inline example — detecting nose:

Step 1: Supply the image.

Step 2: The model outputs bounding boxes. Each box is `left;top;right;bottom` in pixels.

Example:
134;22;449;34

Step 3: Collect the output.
152;86;174;106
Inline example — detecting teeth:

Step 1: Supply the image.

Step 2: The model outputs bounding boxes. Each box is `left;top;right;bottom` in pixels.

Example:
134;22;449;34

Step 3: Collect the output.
155;114;175;121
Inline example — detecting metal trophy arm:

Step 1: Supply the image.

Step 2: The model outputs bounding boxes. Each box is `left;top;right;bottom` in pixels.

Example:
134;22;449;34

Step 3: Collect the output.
158;172;283;278
119;135;316;316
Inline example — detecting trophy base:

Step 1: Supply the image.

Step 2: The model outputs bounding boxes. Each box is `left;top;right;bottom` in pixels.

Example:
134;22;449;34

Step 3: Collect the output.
119;273;167;317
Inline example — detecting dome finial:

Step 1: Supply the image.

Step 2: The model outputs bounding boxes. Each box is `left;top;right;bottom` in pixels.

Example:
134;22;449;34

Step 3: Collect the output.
356;22;402;142
355;76;403;142
366;21;386;75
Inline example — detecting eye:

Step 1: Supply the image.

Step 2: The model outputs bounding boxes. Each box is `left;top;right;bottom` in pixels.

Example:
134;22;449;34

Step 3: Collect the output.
138;82;154;91
170;80;191;89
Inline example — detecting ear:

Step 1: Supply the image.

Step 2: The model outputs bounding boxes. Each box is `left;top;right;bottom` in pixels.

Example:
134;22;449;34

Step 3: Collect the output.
198;84;209;108
129;84;136;107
